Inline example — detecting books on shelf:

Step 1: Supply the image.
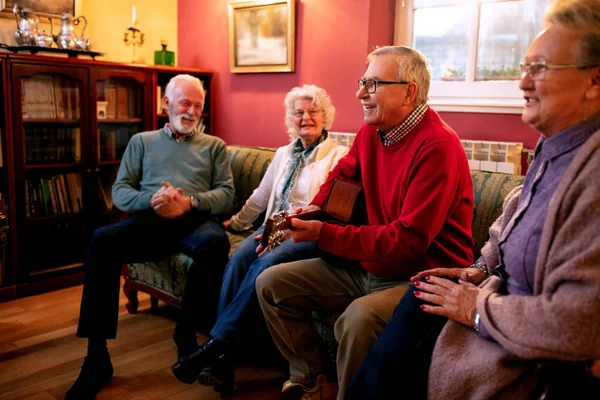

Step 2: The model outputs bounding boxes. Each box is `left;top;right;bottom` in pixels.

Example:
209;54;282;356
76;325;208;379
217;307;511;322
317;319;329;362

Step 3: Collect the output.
21;75;80;120
101;80;138;120
25;173;83;217
97;172;117;211
24;127;81;165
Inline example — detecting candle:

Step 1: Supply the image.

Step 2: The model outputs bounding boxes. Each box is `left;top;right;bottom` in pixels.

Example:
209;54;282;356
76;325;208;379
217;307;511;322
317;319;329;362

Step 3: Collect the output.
132;5;136;24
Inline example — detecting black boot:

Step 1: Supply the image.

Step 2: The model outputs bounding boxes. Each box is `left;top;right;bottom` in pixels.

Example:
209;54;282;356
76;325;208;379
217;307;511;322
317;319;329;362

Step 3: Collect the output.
65;354;114;400
197;353;235;395
171;337;230;384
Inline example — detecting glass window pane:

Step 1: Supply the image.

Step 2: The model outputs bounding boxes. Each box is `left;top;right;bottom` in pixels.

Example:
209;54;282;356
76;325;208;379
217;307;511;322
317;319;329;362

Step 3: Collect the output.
476;0;546;81
413;5;470;81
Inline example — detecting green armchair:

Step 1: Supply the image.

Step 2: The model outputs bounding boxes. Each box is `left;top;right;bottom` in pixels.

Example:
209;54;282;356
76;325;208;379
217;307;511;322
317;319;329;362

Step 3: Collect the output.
122;145;276;313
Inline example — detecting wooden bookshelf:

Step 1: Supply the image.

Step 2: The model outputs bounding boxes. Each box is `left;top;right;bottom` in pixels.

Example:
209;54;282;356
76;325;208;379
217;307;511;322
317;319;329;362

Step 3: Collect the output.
0;53;214;300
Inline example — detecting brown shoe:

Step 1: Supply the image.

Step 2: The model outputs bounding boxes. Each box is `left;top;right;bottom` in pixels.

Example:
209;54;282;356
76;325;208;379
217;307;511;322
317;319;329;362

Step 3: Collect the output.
281;374;327;399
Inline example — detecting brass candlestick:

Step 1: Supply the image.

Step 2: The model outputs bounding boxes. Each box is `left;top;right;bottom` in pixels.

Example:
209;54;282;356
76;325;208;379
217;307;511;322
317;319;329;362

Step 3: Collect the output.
123;21;144;63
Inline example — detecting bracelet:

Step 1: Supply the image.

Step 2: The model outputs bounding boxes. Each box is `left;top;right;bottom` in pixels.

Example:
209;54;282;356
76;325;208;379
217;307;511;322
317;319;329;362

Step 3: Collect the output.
473;312;481;332
471;260;488;276
189;194;199;210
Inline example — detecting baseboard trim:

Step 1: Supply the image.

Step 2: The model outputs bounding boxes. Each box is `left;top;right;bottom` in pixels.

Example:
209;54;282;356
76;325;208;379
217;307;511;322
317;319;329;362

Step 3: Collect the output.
0;285;17;302
16;272;85;298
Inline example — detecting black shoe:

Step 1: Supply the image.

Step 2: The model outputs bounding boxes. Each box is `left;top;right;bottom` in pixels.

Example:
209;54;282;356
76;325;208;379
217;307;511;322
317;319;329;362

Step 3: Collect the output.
197;354;234;395
171;337;230;384
65;355;114;400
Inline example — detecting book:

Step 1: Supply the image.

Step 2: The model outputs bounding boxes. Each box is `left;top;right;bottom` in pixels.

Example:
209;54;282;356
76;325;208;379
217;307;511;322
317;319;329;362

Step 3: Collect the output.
116;83;129;119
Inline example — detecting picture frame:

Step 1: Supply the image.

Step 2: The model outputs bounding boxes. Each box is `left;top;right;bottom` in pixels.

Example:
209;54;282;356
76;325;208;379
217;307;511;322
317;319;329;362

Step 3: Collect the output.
228;0;295;73
0;0;77;19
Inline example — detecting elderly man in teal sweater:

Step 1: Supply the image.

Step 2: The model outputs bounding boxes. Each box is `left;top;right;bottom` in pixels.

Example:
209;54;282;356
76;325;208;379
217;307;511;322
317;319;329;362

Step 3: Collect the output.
66;74;234;400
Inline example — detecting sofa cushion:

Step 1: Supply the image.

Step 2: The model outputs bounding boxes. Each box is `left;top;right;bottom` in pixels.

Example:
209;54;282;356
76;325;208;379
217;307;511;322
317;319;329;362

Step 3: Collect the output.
470;170;525;260
227;145;277;215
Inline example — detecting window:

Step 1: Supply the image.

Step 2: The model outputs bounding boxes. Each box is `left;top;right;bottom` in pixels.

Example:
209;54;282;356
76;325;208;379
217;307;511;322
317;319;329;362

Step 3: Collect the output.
394;0;547;113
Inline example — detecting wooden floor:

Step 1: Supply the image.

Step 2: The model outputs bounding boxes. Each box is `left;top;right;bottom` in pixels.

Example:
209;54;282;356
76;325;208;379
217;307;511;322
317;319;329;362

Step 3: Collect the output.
0;279;296;400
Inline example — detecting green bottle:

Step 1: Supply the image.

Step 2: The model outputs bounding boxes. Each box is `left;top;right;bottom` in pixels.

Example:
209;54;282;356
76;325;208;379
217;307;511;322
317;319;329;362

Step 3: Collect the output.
154;40;175;66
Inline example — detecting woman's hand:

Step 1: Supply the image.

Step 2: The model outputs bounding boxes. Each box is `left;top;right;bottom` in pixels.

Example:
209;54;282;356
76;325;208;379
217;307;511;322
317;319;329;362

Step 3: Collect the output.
414;276;480;328
222;219;231;230
411;267;487;286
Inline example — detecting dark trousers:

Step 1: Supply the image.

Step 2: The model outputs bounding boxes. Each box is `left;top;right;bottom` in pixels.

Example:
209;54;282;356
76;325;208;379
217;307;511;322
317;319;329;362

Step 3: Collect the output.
345;284;448;400
76;210;230;339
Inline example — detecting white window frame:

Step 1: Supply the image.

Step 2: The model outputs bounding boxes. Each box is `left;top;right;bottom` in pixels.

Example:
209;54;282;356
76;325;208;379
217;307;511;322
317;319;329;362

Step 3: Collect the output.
394;0;547;114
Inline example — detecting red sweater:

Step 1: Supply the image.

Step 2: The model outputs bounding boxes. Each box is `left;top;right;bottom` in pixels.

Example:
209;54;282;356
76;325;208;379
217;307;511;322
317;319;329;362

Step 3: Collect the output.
312;108;474;279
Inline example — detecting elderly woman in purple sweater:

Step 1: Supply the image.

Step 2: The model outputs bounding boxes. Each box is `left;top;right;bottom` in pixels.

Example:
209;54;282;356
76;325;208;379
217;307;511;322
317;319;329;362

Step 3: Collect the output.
346;0;600;399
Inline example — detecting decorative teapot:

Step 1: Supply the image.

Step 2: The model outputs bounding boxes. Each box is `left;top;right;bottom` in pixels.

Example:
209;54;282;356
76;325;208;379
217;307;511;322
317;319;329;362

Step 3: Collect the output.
13;4;39;46
35;19;54;48
53;12;77;49
73;16;91;51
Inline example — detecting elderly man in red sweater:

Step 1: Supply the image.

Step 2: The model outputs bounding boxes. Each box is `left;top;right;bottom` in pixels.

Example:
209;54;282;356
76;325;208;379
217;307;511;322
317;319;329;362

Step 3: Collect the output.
255;45;475;400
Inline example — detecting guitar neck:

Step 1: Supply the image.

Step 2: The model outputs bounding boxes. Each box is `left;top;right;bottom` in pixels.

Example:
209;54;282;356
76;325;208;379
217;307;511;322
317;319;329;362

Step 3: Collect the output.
283;209;353;229
282;210;328;229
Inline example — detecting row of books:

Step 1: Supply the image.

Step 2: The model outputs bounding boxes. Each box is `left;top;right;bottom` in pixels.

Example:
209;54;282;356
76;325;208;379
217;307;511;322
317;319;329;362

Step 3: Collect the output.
21;75;81;120
97;81;141;119
98;126;139;162
24;127;81;165
97;173;117;211
25;173;83;217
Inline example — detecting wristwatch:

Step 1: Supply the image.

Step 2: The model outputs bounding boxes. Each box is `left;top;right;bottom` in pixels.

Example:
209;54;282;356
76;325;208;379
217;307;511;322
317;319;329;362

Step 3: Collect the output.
189;194;198;210
473;312;481;332
471;260;489;276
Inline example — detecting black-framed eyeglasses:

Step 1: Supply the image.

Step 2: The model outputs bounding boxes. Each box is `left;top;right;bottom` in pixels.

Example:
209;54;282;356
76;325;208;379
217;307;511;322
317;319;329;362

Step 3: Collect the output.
358;79;410;94
292;108;323;118
519;61;599;81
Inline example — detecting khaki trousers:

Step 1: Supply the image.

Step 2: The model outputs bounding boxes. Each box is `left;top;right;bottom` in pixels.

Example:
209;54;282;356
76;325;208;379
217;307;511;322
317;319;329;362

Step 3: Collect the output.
256;257;409;400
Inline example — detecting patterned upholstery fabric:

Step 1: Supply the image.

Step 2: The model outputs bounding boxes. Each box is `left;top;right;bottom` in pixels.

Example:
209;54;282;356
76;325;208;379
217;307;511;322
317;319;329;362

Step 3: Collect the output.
125;146;525;366
128;254;195;302
312;169;526;363
227;145;276;215
470;170;525;260
125;146;276;301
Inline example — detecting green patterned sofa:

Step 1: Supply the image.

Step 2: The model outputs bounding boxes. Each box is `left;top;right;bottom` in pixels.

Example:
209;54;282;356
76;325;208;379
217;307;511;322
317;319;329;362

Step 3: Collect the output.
121;145;525;367
311;169;526;364
122;145;276;313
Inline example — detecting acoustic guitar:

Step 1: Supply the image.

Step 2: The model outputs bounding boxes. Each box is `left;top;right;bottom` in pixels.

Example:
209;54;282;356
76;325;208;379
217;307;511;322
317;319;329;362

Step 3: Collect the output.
261;177;365;251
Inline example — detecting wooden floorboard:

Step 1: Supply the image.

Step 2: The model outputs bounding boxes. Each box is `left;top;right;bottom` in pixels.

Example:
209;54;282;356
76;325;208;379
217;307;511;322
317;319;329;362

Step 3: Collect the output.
0;278;307;400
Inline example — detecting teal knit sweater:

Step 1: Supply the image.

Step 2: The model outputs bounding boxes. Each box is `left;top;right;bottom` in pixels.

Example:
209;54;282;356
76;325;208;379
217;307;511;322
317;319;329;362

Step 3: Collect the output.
112;129;234;214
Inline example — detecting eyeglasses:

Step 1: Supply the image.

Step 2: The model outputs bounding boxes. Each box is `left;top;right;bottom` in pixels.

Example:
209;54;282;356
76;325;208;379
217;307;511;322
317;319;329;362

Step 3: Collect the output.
292;108;322;118
519;61;599;81
358;79;410;94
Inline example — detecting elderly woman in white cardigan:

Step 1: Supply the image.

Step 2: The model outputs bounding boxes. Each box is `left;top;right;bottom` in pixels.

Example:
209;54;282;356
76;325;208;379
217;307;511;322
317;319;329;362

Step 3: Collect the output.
171;84;348;392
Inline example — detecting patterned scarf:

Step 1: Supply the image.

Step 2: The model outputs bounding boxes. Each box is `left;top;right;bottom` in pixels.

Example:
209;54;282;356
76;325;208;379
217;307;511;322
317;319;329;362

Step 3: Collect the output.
277;131;328;212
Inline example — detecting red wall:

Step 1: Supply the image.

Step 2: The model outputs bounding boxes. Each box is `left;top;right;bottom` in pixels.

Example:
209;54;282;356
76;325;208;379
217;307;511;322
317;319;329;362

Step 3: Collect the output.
178;0;394;148
440;112;539;150
178;0;540;150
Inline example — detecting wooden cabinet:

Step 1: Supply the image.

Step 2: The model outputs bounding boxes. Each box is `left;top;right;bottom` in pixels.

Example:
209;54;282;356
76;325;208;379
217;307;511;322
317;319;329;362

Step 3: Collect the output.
0;54;214;300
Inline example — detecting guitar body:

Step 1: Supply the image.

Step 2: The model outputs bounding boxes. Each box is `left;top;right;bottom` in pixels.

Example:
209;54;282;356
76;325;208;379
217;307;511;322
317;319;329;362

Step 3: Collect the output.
261;177;365;250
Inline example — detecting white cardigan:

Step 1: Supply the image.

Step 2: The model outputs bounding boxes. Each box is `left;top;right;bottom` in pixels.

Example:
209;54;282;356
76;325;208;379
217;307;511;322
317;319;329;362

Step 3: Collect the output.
228;137;348;231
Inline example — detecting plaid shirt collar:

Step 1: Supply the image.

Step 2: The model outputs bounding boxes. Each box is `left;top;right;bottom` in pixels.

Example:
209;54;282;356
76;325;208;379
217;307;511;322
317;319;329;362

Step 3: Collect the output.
377;103;428;146
163;123;196;142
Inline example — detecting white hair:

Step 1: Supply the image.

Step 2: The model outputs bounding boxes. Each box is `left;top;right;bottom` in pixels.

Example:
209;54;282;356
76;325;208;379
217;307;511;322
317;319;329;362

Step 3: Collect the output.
367;46;431;106
284;84;335;140
165;74;206;102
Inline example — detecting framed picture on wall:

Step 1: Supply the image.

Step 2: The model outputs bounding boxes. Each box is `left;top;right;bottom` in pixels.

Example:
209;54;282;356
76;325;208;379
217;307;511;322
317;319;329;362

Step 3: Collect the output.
0;0;77;19
228;0;295;73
